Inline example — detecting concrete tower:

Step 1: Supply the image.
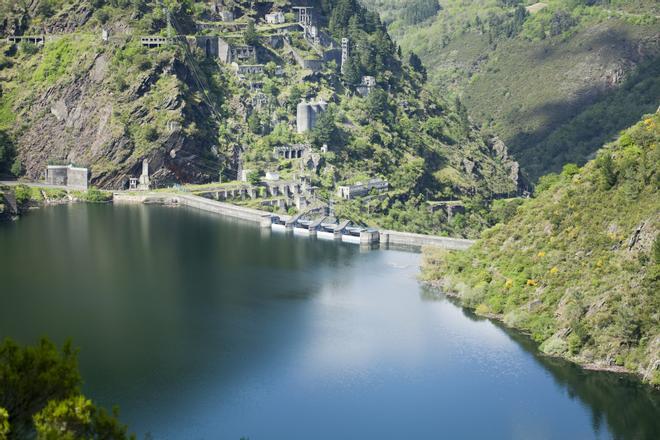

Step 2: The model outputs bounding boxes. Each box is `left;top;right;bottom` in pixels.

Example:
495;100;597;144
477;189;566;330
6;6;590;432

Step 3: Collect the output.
341;38;349;74
138;159;150;190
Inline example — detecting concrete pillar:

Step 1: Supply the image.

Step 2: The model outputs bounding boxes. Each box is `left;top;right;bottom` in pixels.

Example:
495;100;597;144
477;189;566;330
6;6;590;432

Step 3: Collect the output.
360;230;380;245
260;214;273;228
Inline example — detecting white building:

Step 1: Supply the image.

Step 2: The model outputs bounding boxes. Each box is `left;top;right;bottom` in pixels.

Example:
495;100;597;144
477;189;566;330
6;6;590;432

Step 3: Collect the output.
337;179;388;200
265;11;285;24
218;10;234;22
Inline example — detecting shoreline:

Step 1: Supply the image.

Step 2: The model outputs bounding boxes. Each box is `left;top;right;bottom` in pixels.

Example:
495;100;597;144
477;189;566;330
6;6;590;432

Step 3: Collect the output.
422;279;648;382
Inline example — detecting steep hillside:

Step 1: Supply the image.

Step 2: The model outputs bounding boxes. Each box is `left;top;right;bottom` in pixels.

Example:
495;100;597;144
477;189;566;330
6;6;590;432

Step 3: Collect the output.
422;112;659;384
0;0;527;234
363;0;660;180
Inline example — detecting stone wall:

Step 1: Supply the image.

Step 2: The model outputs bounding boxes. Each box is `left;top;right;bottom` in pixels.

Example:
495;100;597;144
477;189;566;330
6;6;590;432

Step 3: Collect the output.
45;166;68;186
66;167;88;189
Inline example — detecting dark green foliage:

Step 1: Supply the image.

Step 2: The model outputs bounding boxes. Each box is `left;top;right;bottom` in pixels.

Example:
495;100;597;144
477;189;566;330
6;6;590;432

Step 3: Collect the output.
244;19;259;46
403;0;440;25
144;126;159;142
512;58;660;180
365;88;391;120
0;339;80;438
342;56;361;84
323;0;400;81
0;339;131;439
364;0;660;181
407;52;426;80
311;106;339;147
596;152;617;189
0;130;14;177
246;170;262;185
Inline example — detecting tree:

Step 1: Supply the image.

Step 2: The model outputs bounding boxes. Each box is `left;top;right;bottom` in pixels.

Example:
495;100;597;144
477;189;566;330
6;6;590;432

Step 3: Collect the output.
0;338;80;437
366;88;390;120
244;19;259;46
408;52;427;81
34;396;131;440
246;170;262;185
311;107;338;147
0;130;15;177
343;56;361;85
0;339;130;439
403;0;440;25
288;86;303;111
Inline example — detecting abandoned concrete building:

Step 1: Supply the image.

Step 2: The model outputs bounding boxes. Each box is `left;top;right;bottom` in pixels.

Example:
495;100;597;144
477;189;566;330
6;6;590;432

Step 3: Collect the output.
220;39;256;63
265;11;286;24
233;63;265;75
6;35;45;46
252;92;269;108
273;144;310;159
218;10;234;21
45;165;89;189
336;179;389;200
140;36;176;48
194;37;257;64
297;100;327;133
356;75;376;96
265;171;280;181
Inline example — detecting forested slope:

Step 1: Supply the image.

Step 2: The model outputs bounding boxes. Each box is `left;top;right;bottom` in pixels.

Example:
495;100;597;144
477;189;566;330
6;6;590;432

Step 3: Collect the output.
363;0;660;179
422;112;660;384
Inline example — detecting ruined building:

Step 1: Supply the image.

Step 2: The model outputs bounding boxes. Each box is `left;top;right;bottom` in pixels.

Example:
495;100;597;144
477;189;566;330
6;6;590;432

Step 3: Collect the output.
297;100;327;133
45;165;89;189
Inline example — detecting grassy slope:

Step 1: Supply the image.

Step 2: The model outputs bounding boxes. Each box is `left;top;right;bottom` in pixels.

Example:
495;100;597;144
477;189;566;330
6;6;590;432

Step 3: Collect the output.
422;112;659;384
463;20;660;179
363;0;660;180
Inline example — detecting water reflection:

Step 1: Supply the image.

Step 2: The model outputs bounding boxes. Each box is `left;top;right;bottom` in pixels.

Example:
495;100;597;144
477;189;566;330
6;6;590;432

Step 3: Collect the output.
422;287;660;440
1;204;659;439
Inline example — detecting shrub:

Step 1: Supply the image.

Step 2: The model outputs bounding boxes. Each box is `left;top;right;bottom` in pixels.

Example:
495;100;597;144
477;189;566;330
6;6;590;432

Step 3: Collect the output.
540;335;567;356
144;126;159;142
0;407;8;439
10;158;22;177
81;188;112;203
13;185;32;206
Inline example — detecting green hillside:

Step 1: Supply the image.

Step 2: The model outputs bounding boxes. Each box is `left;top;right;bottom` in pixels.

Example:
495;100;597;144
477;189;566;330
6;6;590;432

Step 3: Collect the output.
363;0;660;180
422;112;659;384
0;0;527;234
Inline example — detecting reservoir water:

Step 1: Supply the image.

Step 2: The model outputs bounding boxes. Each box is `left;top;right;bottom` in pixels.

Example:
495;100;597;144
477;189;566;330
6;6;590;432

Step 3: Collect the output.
1;204;659;439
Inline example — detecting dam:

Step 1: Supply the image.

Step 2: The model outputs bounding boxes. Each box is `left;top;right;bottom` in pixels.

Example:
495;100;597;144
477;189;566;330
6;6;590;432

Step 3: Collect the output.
113;191;474;250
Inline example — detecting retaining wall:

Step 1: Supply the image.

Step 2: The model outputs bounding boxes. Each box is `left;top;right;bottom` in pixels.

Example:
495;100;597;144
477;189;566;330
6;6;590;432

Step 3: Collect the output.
113;192;289;226
379;230;474;250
